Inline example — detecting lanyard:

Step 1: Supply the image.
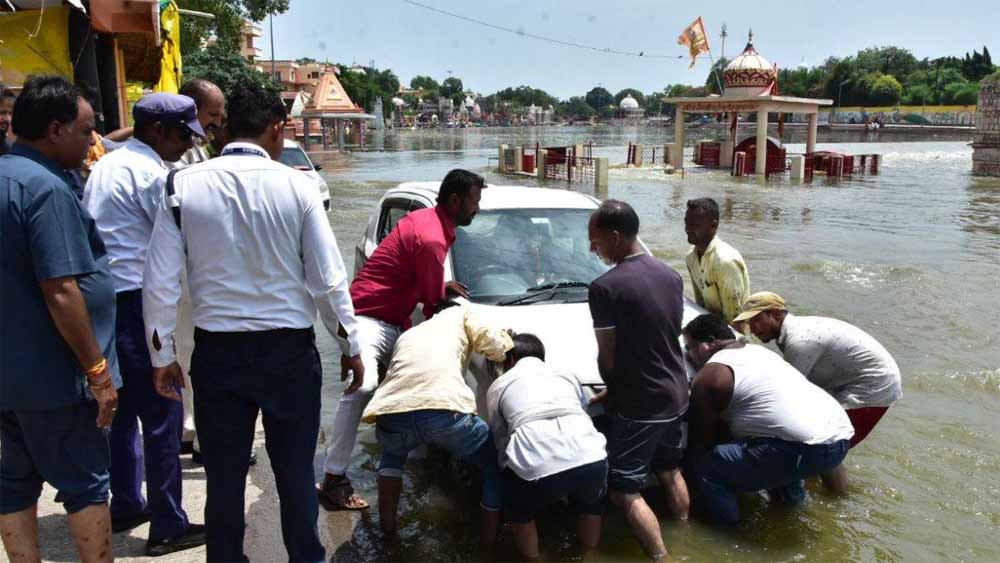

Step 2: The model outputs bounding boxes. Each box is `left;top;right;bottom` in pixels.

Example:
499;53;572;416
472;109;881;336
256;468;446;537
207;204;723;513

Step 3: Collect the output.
221;145;269;158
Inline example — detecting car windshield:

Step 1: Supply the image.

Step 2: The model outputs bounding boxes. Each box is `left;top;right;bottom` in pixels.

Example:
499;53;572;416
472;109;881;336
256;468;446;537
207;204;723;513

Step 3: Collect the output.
279;147;312;170
451;208;609;304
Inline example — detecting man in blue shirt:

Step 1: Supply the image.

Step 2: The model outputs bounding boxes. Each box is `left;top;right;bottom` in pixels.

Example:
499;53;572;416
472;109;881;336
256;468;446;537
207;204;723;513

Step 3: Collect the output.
0;76;121;563
84;93;207;556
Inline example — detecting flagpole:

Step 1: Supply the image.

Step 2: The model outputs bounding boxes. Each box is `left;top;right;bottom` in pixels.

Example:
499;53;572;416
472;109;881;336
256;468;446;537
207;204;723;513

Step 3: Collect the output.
707;47;725;95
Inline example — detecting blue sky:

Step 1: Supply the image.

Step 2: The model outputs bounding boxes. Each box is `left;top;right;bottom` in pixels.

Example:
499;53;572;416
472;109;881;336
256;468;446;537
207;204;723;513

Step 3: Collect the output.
257;0;999;99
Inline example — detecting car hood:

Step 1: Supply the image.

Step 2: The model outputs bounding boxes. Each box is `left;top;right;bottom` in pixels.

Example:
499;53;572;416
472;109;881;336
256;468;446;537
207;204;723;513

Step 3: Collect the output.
468;297;708;387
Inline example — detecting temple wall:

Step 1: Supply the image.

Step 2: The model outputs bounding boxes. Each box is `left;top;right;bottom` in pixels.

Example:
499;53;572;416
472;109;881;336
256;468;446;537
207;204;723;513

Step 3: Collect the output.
973;81;1000;177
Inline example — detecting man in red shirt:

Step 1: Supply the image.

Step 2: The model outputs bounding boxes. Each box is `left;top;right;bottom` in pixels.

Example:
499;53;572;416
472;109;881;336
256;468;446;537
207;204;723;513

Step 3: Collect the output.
318;169;483;510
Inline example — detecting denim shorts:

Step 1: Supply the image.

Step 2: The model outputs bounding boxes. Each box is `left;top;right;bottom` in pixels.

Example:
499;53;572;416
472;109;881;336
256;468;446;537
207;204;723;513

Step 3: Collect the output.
504;458;608;523
0;402;111;514
375;409;502;511
606;412;687;494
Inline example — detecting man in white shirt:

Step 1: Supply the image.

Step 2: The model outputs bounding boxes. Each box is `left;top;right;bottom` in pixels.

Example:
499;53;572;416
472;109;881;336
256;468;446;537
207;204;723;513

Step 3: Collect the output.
684;314;854;526
361;302;511;549
142;83;364;563
485;333;607;561
83;93;206;555
733;291;902;493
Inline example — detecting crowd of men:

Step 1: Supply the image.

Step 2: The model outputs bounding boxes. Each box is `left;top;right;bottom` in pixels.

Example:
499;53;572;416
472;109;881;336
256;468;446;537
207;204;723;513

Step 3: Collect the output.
0;75;902;563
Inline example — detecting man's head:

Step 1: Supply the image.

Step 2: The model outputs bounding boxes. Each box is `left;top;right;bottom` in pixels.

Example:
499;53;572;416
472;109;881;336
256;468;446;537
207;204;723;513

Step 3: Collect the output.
12;76;95;169
225;83;287;160
502;332;546;371
732;291;788;342
685;197;720;249
682;313;738;369
132;93;205;162
0;86;16;135
588;199;640;266
436;169;484;226
179;79;226;138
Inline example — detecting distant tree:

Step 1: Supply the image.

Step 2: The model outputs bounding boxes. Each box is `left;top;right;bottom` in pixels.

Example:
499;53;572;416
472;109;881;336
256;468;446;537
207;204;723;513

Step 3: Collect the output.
295;57;318;64
410;75;440;94
585;87;613;113
864;73;903;106
599;105;616;119
614;88;645;107
942;81;980;105
901;83;936;106
440;77;464;97
557;96;595;119
178;0;289;56
703;57;730;95
185;43;280;100
488;86;558;110
337;65;400;117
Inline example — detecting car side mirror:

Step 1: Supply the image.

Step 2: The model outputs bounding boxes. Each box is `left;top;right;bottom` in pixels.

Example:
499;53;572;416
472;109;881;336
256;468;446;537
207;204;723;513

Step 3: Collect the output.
313;163;323;171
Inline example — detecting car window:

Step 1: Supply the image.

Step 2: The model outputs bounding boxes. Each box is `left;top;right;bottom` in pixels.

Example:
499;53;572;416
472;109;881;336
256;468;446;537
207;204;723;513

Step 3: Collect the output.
451;208;609;304
279;147;312;170
377;198;425;242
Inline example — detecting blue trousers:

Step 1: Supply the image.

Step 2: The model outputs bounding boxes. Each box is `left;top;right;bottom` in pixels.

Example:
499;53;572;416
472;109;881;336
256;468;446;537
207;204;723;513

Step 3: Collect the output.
690;437;850;525
191;327;324;563
375;410;502;511
109;290;187;541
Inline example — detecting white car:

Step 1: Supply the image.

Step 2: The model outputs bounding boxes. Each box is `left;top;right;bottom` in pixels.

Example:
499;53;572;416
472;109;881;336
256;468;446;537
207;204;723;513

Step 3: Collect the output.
280;139;330;210
357;182;709;415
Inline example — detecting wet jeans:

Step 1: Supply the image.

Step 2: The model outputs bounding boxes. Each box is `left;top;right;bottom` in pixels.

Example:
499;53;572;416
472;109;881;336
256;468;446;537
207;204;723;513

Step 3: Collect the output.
376;409;502;511
690;437;850;525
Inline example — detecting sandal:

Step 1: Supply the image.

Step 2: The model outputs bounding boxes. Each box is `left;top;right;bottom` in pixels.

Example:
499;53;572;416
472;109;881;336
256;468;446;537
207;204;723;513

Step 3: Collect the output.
317;476;370;511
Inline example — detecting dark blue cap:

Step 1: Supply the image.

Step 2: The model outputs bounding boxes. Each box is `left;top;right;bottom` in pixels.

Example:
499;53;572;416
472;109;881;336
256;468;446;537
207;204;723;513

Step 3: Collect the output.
132;93;206;138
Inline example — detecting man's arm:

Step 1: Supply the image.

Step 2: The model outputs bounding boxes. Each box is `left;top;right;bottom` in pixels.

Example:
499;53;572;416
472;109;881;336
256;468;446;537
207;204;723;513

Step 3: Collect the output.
300;187;365;393
415;239;449;319
716;257;749;324
688;363;735;455
40;278;118;428
464;309;513;362
142;195;186;369
27;185;117;427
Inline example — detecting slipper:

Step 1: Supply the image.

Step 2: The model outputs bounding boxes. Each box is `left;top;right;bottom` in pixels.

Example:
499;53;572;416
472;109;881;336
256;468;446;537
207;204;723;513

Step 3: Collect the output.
317;477;370;511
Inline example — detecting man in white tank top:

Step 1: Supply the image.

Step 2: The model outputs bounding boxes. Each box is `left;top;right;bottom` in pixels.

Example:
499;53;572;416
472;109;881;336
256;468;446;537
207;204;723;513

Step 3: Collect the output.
682;314;854;525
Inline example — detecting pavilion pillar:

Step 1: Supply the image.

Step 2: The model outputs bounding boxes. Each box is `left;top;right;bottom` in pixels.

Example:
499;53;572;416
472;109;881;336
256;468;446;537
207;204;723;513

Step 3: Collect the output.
303;118;311;151
807;112;819;155
672;107;685;169
337;119;345;151
755;109;769;176
322;119;330;150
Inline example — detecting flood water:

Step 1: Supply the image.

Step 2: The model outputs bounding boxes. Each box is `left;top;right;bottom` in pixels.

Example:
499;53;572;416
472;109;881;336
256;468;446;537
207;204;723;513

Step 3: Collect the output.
308;126;1000;562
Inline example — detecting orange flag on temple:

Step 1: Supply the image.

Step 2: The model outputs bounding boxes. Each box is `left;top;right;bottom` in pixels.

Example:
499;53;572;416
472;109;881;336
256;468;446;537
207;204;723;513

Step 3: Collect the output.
677;17;710;68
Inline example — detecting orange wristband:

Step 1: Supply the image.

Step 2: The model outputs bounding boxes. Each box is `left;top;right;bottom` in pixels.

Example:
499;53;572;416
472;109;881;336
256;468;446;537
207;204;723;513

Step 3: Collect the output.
84;358;107;379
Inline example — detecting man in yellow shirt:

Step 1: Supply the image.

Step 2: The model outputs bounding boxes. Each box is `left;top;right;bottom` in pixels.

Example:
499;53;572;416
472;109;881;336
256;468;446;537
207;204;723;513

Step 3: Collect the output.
684;198;749;324
361;302;512;549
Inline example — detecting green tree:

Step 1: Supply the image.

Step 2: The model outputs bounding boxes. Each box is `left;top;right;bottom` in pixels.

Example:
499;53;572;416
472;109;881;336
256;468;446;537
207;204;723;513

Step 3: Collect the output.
704;57;730;94
942;81;980;105
178;0;289;56
184;43;280;99
556;97;595;119
410;75;440;95
864;73;903;106
585;87;613;113
440;76;465;105
614;88;645;107
901;83;936;106
337;65;400;118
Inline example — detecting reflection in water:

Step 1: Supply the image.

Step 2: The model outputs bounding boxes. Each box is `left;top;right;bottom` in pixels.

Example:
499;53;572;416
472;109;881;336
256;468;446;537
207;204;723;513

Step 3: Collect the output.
962;177;1000;250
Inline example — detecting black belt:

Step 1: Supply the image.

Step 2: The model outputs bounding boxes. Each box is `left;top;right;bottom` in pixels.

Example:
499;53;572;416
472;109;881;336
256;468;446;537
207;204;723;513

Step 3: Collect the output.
193;326;314;344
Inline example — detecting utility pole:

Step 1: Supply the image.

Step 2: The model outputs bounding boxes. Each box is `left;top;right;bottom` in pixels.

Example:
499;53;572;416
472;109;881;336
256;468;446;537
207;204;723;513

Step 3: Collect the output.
720;23;728;61
269;15;276;78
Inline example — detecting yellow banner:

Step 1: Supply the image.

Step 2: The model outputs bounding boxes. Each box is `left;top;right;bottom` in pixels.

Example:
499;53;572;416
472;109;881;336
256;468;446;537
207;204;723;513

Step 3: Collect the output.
0;7;73;87
154;1;182;93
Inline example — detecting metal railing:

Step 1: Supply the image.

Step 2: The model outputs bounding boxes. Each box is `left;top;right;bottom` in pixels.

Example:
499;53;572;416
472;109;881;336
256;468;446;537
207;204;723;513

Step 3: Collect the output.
543;155;595;185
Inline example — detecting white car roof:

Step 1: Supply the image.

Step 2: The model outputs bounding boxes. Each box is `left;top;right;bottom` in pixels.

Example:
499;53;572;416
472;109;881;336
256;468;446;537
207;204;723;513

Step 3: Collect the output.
388;181;600;210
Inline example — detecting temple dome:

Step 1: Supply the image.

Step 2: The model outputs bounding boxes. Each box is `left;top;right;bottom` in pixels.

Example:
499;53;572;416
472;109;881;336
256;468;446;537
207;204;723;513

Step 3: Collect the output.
723;32;777;97
620;95;640;109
